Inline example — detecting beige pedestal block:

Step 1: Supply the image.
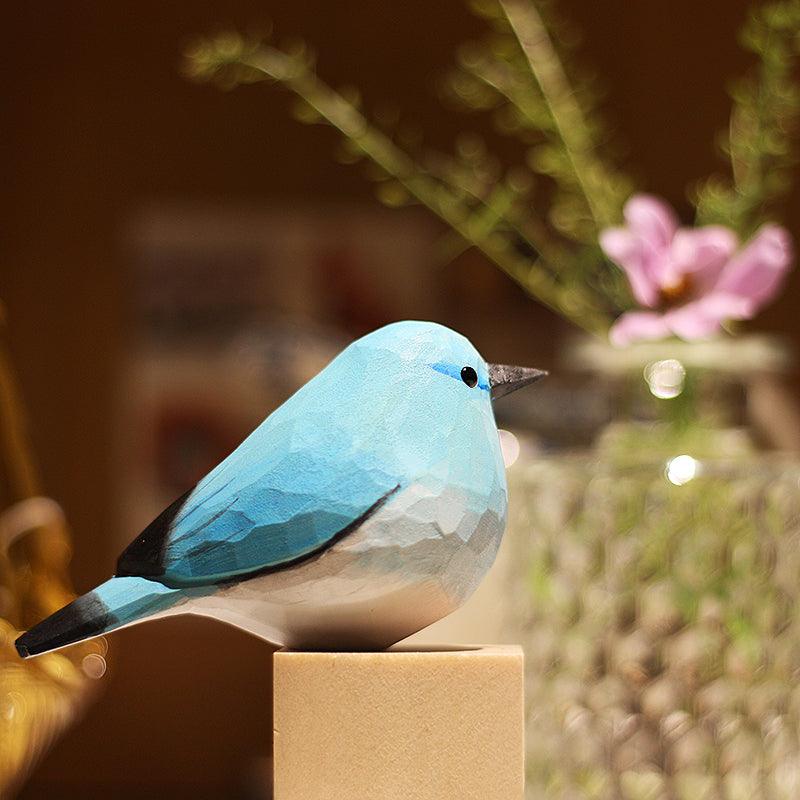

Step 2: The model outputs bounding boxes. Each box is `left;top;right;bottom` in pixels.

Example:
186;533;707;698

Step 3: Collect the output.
273;644;524;800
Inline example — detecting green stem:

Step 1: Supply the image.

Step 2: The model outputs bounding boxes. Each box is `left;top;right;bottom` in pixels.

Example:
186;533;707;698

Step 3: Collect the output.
728;43;774;228
423;154;566;270
432;180;520;264
498;0;609;229
220;44;612;334
461;55;545;130
427;164;556;259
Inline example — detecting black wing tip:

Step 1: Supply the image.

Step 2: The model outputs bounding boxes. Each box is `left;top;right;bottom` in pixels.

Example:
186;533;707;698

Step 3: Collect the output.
116;488;193;579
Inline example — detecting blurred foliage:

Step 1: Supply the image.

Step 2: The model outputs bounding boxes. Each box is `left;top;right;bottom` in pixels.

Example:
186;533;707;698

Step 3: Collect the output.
185;0;635;336
445;0;632;240
512;452;800;800
186;0;800;334
694;0;800;235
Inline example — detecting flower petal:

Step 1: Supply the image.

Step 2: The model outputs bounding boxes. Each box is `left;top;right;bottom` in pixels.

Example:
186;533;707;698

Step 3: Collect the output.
623;194;679;251
695;292;755;320
714;224;793;309
670;225;738;289
664;301;724;341
600;228;660;308
609;311;671;347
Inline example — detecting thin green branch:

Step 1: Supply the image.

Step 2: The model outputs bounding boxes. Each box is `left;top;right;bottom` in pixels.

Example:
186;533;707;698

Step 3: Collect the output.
429;176;536;266
694;0;800;233
420;149;568;270
187;38;614;334
460;55;550;133
498;0;611;228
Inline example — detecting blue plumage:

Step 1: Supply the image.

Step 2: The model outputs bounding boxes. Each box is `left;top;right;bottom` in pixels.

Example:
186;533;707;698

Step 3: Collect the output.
16;321;545;656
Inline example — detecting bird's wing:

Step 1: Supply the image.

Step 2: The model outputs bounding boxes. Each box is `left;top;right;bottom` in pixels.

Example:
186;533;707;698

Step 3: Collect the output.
116;423;400;587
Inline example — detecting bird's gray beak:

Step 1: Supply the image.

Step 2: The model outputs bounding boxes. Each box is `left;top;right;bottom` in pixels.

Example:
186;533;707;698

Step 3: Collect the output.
488;363;548;400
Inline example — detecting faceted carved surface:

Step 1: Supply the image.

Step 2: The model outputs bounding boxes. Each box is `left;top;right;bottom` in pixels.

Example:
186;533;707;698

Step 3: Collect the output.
18;321;508;655
508;454;800;800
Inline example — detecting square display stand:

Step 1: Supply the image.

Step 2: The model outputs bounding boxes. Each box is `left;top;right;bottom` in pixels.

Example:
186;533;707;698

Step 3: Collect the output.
273;644;524;800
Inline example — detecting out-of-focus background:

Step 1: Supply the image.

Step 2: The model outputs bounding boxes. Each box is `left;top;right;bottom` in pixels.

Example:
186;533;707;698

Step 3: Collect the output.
3;1;800;798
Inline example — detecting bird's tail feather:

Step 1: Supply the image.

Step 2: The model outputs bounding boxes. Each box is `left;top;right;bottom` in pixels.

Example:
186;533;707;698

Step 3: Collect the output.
15;576;185;658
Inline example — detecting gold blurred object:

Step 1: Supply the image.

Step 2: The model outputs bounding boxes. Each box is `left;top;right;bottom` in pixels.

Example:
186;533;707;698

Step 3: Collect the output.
0;506;106;794
0;334;105;796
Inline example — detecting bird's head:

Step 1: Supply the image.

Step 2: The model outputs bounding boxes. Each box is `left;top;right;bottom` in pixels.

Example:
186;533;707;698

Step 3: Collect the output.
350;321;546;404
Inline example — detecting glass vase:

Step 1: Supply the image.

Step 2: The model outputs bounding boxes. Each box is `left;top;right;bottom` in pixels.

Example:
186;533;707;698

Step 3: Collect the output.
508;336;800;800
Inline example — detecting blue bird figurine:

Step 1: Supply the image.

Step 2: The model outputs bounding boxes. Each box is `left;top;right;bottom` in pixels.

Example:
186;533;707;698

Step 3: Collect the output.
16;321;545;656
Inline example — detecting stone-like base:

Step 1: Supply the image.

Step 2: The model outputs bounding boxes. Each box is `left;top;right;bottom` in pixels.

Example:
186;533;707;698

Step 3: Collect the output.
273;644;524;800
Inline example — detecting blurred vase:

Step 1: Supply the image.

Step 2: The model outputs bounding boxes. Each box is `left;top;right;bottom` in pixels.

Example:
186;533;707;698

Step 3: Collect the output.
507;335;800;800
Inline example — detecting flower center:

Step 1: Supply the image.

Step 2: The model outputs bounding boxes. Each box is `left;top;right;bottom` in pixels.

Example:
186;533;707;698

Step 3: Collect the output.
659;273;694;307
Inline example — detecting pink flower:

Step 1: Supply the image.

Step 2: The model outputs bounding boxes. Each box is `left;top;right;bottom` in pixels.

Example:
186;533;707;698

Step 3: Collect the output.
600;194;793;346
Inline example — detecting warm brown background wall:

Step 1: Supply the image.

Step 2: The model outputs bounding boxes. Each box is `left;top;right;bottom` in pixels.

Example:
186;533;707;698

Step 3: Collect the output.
3;1;798;797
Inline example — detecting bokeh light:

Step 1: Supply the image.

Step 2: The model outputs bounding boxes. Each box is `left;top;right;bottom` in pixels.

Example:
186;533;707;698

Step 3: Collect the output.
644;359;686;399
498;429;521;468
81;654;107;680
665;454;699;486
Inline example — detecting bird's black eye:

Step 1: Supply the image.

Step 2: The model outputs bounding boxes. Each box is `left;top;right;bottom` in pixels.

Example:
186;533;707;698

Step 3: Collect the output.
460;366;478;388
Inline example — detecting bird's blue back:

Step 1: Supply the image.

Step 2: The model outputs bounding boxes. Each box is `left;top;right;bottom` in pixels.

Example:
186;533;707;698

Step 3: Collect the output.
122;321;505;586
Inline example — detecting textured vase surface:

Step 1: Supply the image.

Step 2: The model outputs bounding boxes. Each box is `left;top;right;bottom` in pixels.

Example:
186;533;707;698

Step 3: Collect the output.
508;338;800;800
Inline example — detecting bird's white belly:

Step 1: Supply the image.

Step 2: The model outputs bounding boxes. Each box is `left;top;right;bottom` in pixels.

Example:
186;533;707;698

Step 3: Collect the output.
177;482;506;649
